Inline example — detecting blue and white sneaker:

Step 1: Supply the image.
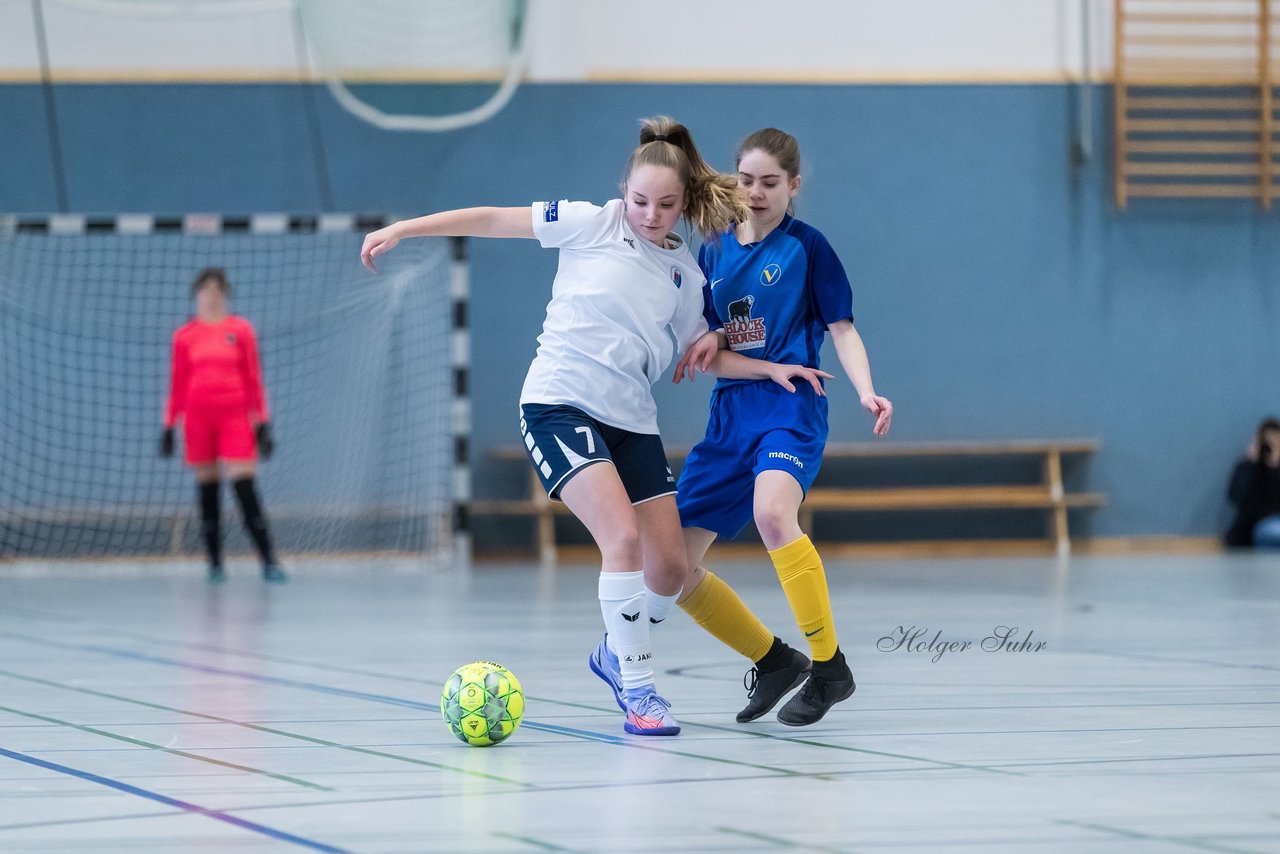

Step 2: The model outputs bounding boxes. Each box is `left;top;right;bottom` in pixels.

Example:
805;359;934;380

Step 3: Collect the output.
622;687;680;736
587;634;626;711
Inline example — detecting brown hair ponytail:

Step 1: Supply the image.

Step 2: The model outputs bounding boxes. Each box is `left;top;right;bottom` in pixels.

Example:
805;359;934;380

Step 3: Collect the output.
625;116;747;242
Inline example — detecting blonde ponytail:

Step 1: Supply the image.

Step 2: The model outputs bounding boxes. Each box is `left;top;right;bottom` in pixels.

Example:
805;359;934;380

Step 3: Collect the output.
625;116;747;242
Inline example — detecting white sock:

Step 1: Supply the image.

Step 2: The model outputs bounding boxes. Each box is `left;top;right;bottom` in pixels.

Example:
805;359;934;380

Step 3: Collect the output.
646;585;680;626
598;570;653;692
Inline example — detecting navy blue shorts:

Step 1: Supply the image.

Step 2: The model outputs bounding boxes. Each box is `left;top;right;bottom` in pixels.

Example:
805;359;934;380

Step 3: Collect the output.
519;404;676;503
677;380;827;539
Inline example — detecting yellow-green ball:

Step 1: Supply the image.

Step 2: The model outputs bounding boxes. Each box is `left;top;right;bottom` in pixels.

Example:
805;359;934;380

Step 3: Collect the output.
441;661;524;746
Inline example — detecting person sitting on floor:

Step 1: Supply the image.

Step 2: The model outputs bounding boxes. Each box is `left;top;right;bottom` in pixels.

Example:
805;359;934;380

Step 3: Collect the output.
1225;417;1280;548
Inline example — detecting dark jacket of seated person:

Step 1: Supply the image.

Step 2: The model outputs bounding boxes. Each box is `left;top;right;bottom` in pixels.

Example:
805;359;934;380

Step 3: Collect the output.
1225;418;1280;547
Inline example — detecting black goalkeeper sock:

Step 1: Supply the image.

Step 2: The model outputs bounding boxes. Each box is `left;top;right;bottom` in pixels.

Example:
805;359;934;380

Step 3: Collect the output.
198;481;222;568
232;477;278;566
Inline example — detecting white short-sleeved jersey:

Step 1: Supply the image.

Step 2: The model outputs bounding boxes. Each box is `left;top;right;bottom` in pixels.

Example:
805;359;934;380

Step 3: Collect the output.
520;199;709;434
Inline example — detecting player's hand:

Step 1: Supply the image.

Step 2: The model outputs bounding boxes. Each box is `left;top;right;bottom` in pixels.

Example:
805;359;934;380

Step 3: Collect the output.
861;394;893;436
159;428;175;458
256;422;275;459
766;364;833;395
671;330;725;383
360;224;401;272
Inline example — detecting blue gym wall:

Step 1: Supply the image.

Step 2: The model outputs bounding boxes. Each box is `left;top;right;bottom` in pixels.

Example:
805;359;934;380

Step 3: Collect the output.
2;81;1275;540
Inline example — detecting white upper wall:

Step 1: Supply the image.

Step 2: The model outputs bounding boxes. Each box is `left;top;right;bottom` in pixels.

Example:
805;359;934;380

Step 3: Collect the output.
0;0;1115;82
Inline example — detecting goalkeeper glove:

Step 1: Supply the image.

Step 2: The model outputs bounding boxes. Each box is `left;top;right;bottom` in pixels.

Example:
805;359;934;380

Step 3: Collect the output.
256;422;275;459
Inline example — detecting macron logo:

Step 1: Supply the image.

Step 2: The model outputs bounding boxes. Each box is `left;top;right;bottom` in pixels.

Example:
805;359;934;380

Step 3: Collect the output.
767;451;803;469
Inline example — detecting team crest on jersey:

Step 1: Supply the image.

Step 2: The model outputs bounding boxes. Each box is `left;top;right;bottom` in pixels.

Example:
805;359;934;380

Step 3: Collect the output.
760;263;782;286
671;266;682;288
543;201;559;222
225;333;237;344
724;295;766;351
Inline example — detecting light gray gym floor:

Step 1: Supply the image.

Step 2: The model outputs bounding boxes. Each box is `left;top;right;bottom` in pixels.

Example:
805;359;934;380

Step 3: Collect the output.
0;551;1276;853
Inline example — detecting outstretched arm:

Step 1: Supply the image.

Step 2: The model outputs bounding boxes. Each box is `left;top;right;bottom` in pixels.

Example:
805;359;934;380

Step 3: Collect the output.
828;319;892;436
361;207;535;271
679;348;833;395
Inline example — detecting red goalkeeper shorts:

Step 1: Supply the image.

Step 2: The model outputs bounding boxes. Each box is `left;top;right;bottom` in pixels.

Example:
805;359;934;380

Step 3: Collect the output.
183;401;256;465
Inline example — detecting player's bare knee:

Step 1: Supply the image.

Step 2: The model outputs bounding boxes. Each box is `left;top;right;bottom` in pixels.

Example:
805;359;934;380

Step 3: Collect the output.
600;526;642;568
675;564;707;604
647;553;687;595
227;462;256;481
754;506;800;551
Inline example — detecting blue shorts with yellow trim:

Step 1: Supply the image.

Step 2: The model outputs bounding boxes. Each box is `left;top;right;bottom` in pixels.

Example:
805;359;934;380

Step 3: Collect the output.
676;380;827;539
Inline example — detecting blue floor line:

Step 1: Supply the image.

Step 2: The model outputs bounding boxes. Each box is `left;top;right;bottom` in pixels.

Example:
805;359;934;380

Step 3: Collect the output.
82;643;631;746
0;746;350;853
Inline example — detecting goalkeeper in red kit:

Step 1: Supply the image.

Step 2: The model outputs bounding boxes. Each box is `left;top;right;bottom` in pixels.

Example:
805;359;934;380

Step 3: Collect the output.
161;268;285;582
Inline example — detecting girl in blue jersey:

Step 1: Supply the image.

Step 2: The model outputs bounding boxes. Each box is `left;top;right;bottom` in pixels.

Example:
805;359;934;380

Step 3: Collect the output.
361;117;753;737
673;128;894;726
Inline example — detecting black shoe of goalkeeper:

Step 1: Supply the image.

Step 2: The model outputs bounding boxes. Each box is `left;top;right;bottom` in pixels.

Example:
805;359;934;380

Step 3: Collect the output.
262;564;288;583
776;647;855;726
737;642;810;723
208;564;226;583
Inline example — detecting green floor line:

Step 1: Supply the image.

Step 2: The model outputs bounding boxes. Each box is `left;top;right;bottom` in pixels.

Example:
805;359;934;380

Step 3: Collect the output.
489;831;586;853
0;703;332;792
0;625;1008;779
716;824;859;853
1057;820;1270;854
0;667;533;789
691;717;1025;777
0;631;825;781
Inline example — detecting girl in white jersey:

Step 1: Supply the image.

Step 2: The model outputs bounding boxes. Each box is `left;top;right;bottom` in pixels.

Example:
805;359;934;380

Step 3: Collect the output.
360;117;754;736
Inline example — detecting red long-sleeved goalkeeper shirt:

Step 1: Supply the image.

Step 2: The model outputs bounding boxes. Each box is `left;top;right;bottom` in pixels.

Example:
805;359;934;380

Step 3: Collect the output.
164;316;269;427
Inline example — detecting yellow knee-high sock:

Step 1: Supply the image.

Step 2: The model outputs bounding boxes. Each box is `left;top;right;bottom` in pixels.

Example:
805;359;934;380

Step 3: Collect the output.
679;569;774;663
769;535;838;662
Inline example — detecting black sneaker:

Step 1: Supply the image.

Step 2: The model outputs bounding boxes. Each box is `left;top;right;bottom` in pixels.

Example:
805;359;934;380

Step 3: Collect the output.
776;648;855;726
262;564;288;583
208;564;226;583
737;642;810;723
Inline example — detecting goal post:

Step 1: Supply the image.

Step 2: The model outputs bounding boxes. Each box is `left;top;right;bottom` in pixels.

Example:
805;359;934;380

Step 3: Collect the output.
0;213;469;564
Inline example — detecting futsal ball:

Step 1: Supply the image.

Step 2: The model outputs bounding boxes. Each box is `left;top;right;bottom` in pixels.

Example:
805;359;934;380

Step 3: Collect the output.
441;661;525;746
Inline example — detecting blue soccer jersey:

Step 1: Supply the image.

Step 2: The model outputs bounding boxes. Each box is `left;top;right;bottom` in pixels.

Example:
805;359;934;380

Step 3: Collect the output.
698;214;853;387
678;216;855;538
